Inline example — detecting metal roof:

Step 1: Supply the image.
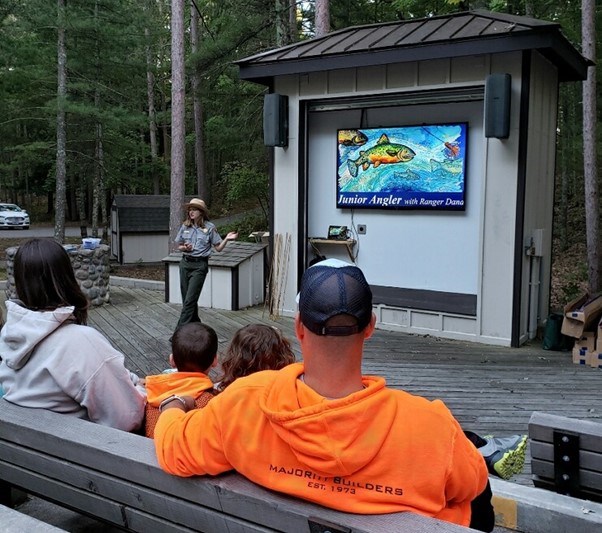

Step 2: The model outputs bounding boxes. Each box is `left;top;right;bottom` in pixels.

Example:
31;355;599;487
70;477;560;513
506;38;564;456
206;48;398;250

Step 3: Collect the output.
236;10;589;84
112;195;171;233
111;195;226;233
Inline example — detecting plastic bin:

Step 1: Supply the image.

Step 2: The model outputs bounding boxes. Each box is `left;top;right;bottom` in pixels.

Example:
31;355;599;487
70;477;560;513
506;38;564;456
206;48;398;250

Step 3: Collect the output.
82;238;101;250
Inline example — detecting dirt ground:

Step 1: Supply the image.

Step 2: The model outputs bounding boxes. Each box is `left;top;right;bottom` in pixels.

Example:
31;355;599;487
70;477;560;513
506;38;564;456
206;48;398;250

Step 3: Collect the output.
111;263;164;280
549;241;589;311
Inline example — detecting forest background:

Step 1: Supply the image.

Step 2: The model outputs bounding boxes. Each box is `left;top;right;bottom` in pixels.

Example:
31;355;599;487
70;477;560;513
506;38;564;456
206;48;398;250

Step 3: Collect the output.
0;0;599;310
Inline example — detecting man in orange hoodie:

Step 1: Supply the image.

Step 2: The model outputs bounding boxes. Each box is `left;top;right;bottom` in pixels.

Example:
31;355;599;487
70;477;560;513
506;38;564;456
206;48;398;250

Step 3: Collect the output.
154;259;490;529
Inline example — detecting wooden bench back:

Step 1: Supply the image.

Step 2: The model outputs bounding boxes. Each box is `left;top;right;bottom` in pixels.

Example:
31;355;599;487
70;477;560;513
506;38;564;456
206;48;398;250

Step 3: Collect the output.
529;411;602;502
0;400;475;532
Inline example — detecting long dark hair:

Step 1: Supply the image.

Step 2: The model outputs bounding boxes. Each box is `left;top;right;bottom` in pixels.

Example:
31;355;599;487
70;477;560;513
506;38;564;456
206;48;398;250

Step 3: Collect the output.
14;238;89;324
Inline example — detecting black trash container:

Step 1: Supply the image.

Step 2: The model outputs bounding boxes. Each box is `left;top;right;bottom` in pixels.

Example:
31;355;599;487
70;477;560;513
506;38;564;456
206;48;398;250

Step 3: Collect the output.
542;313;572;351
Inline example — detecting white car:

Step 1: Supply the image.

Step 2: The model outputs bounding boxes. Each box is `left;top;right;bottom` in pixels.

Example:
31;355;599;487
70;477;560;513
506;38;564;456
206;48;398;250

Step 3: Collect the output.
0;203;30;229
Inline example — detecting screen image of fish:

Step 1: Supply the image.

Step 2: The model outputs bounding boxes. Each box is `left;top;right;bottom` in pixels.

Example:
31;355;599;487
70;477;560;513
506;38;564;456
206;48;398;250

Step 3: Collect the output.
336;123;467;211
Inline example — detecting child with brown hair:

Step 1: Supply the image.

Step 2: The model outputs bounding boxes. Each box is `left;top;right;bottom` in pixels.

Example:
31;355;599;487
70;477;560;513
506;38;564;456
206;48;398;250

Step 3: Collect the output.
144;322;218;438
216;324;296;392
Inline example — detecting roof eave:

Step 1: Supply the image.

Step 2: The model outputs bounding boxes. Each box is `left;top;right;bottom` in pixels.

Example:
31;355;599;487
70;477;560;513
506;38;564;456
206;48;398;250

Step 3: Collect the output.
238;33;588;85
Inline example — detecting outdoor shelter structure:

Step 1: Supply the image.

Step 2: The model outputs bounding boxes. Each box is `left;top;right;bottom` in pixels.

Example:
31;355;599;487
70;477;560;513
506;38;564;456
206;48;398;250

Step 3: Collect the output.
110;195;170;264
236;10;589;347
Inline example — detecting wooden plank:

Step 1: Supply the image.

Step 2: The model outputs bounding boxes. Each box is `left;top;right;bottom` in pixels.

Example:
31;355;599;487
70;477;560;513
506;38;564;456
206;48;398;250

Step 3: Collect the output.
0;401;477;533
529;411;602;498
530;441;602;472
0;462;139;530
532;474;602;503
0;503;65;532
529;412;602;451
530;458;602;490
0;461;271;533
92;305;168;375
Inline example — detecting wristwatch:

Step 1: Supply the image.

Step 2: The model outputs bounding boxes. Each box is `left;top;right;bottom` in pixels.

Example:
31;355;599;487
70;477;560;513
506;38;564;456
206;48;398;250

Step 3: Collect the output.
159;394;188;412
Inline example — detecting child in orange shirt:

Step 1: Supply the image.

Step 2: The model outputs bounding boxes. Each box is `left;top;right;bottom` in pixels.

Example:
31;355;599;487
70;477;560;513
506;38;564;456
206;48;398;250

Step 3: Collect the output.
144;323;217;438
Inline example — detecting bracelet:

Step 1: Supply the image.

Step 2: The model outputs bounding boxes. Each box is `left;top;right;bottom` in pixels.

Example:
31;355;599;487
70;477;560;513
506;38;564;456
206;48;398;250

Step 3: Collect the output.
159;394;188;412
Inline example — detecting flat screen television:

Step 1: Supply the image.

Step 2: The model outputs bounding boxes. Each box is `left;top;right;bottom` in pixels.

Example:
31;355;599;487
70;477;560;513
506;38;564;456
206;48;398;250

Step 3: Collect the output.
337;123;467;210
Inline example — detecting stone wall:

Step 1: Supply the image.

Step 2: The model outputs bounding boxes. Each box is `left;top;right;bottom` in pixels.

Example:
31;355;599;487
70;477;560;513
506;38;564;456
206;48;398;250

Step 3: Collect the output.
5;244;110;306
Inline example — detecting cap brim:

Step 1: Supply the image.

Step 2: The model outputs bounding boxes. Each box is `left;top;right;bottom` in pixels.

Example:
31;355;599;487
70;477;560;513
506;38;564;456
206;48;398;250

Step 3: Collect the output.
184;204;207;211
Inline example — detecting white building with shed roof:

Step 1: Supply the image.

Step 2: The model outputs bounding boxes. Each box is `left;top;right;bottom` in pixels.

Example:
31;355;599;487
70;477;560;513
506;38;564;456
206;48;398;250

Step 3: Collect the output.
110;194;171;264
236;10;589;347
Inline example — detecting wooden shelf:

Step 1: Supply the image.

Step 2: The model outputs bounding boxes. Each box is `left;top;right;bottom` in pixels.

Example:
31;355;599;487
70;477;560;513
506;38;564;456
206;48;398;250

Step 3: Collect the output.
308;238;356;262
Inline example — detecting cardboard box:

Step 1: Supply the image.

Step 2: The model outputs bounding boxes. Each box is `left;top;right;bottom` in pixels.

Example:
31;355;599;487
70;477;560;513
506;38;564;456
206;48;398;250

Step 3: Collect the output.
575;331;596;352
572;345;588;365
561;293;602;338
589;351;602;368
572;333;596;366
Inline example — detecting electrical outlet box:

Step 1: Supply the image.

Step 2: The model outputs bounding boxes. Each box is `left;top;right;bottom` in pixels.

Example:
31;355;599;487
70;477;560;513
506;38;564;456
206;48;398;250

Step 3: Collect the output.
357;224;367;235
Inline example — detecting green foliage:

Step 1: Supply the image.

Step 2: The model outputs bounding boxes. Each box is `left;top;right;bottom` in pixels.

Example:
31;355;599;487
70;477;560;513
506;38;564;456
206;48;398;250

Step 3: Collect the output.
557;259;588;304
216;212;268;243
219;161;269;222
388;0;573;19
390;0;471;18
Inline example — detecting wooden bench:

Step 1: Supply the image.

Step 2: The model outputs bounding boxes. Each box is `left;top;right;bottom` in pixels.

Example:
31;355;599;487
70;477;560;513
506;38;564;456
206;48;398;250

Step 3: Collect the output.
0;400;478;532
0;503;65;532
529;411;602;503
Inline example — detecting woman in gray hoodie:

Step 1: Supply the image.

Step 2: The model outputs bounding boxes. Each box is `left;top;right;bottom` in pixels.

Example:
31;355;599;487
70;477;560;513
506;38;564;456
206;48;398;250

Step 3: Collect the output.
0;238;145;431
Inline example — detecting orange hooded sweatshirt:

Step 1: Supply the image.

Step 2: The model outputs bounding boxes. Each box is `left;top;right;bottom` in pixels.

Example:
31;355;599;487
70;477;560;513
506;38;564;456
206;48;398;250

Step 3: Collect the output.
154;363;487;526
145;372;214;438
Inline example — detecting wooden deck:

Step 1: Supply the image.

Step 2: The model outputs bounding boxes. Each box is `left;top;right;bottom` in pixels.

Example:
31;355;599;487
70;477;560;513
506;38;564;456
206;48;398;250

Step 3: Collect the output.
8;285;602;489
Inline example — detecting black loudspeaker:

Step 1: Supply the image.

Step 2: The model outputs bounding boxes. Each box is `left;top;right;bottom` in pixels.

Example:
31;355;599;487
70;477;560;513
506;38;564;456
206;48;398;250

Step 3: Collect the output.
263;93;288;147
484;73;511;139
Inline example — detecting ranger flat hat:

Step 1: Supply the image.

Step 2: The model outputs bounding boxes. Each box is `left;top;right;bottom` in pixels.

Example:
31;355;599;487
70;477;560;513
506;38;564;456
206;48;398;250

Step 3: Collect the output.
184;198;208;213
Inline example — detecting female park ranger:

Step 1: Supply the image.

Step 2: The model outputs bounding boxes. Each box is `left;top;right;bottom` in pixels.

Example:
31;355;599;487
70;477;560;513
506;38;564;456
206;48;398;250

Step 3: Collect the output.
174;198;238;330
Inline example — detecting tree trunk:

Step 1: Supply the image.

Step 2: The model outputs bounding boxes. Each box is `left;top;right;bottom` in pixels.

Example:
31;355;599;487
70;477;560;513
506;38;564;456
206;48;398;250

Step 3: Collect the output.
54;0;67;244
315;0;330;37
92;1;102;238
190;2;208;200
77;173;87;237
275;0;289;46
582;0;600;291
93;108;104;238
145;0;159;195
557;90;569;251
288;0;297;43
162;89;170;167
169;0;186;251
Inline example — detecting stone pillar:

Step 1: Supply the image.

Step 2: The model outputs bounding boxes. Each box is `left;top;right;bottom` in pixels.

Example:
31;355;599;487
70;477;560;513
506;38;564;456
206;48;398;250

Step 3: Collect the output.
5;244;111;306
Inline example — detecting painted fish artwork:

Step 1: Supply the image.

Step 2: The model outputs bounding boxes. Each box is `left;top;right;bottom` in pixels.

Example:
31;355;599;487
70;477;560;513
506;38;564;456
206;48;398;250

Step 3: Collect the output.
444;142;460;160
347;134;416;177
338;129;368;147
336;123;468;210
430;158;464;175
